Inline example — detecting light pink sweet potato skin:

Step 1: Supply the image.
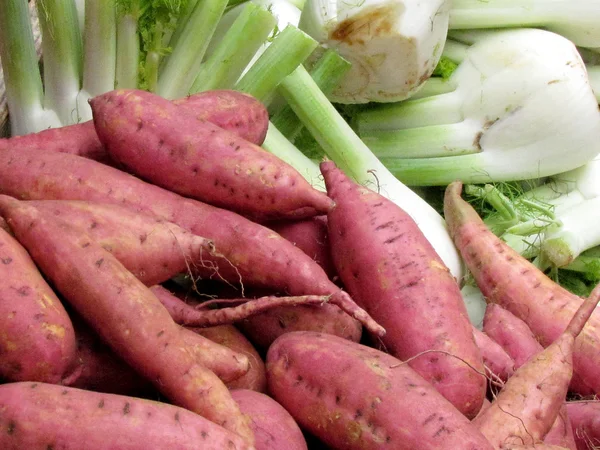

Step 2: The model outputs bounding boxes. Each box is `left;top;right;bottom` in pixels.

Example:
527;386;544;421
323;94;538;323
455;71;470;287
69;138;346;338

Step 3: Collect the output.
91;89;333;221
0;382;252;450
0;227;76;384
267;215;337;279
237;303;363;350
173;89;269;146
320;161;486;418
266;331;494;450
188;324;267;392
444;181;600;396
28;199;217;286
231;389;308;450
566;400;600;450
0;195;254;444
483;303;545;369
483;304;576;449
472;326;515;382
471;276;600;449
0;89;269;163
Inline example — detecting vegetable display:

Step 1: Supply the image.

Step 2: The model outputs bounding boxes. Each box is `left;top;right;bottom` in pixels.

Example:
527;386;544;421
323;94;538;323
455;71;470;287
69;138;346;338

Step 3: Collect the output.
1;0;600;448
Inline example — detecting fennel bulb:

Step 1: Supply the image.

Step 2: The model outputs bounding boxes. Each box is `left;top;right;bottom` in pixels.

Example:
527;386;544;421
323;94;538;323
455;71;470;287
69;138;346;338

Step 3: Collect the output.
298;0;451;103
449;0;600;48
356;28;600;185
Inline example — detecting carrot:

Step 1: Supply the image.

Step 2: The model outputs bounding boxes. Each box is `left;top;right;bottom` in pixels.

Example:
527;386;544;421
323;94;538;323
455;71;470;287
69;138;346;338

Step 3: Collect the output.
0;227;76;384
0;89;269;163
0;195;255;445
320;160;486;418
0;146;381;336
443;181;600;396
0;382;252;450
472;280;600;448
90;88;333;221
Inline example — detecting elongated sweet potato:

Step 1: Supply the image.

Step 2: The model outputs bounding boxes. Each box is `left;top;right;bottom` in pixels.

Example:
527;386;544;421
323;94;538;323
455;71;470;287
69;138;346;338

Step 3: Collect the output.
28;199;217;286
0;382;252;450
66;314;154;396
320;161;486;418
0;195;254;444
444;181;600;396
173;89;269;146
483;305;576;449
472;280;600;448
483;303;545;369
0;227;76;384
472;326;515;383
266;331;494;450
0;146;380;336
0;89;269;162
267;215;337;279
231;389;308;450
566;400;600;450
91;89;333;221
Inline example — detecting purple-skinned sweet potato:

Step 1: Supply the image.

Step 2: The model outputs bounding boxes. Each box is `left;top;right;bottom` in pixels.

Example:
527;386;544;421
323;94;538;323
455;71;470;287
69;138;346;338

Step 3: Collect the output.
231;389;308;450
0;146;380;336
90;88;333;222
320;161;486;418
267;215;337;280
27;199;217;286
472;279;600;448
0;195;255;445
266;331;494;450
444;181;600;396
0;382;252;450
0;89;269;163
566;400;600;450
472;326;515;383
0;227;76;384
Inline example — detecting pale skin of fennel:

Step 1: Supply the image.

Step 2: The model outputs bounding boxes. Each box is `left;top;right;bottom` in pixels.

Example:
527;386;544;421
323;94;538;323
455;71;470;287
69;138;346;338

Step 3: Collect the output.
356;28;600;186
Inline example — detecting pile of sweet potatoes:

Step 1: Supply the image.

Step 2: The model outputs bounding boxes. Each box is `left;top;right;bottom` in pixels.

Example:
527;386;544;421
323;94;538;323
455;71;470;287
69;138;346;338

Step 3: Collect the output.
0;88;599;449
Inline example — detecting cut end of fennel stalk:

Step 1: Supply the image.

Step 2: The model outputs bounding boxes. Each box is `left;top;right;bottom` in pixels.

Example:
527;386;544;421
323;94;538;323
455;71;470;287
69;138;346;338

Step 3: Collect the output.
298;0;451;103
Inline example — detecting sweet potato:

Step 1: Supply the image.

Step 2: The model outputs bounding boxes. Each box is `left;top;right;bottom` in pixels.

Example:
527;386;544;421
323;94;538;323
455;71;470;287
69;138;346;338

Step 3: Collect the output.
90;88;333;221
173;89;269;146
566;400;600;450
0;227;76;384
66;314;154;396
231;389;308;450
27;199;217;286
149;283;333;327
266;331;494;450
444;181;600;396
320;160;486;418
472;326;515;383
0;89;269;162
192;325;267;392
484;305;576;449
472;280;600;448
0;146;380;335
238;303;363;350
483;303;545;369
0;382;252;450
0;195;254;444
267;215;337;279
